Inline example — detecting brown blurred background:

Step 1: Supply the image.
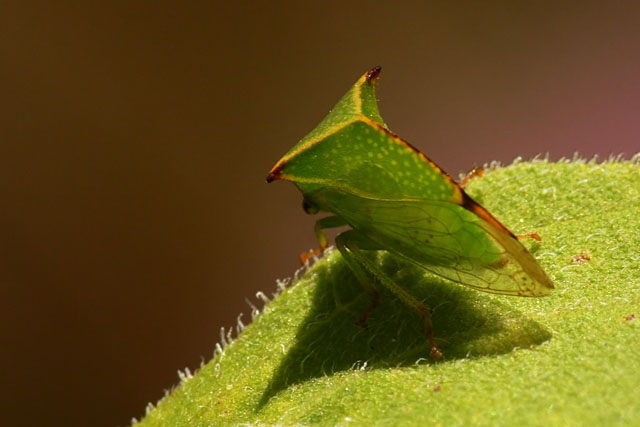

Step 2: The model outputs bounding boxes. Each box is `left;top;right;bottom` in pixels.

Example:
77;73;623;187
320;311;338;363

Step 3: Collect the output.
1;1;639;426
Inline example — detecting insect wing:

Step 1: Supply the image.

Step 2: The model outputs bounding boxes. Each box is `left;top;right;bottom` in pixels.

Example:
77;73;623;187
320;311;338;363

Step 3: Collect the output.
316;189;554;297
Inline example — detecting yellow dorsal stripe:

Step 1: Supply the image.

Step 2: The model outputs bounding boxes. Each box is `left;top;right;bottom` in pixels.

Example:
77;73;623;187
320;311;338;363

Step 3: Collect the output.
270;115;464;205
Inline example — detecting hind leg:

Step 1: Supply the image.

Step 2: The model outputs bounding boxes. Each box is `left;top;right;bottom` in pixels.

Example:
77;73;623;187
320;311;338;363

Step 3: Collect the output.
336;231;443;360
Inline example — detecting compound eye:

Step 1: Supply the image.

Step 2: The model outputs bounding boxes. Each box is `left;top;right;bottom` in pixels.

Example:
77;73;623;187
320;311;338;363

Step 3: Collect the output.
302;199;319;215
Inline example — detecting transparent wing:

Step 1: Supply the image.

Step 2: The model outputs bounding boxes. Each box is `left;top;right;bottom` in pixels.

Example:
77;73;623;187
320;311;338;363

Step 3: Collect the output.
331;195;554;297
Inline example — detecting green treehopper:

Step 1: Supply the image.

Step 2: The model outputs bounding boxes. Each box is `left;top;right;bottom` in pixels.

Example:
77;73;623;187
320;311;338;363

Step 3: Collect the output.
267;67;554;359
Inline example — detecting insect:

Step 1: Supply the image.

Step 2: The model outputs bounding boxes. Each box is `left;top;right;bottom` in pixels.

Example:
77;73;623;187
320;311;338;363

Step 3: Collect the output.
267;66;554;359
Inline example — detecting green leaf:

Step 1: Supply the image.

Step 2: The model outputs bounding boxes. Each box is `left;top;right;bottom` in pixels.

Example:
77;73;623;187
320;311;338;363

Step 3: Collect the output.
137;158;640;426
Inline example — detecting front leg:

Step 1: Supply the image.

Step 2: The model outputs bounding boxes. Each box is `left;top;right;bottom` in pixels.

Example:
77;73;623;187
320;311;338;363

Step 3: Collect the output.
299;216;348;264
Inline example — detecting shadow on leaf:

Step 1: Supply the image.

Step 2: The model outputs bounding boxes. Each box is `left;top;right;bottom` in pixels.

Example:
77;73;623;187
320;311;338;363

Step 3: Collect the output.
258;251;551;408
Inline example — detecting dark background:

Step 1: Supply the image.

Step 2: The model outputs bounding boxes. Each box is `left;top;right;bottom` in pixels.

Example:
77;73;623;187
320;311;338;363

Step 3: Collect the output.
2;2;639;426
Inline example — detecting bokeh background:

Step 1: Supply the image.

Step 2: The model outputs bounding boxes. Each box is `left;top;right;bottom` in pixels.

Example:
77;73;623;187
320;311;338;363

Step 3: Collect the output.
2;1;639;426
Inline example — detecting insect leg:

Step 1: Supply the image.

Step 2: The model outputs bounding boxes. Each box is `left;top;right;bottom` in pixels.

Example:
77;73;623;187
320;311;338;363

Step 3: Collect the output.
299;216;348;264
516;231;542;242
355;291;380;329
334;231;380;327
336;231;443;360
459;167;484;188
